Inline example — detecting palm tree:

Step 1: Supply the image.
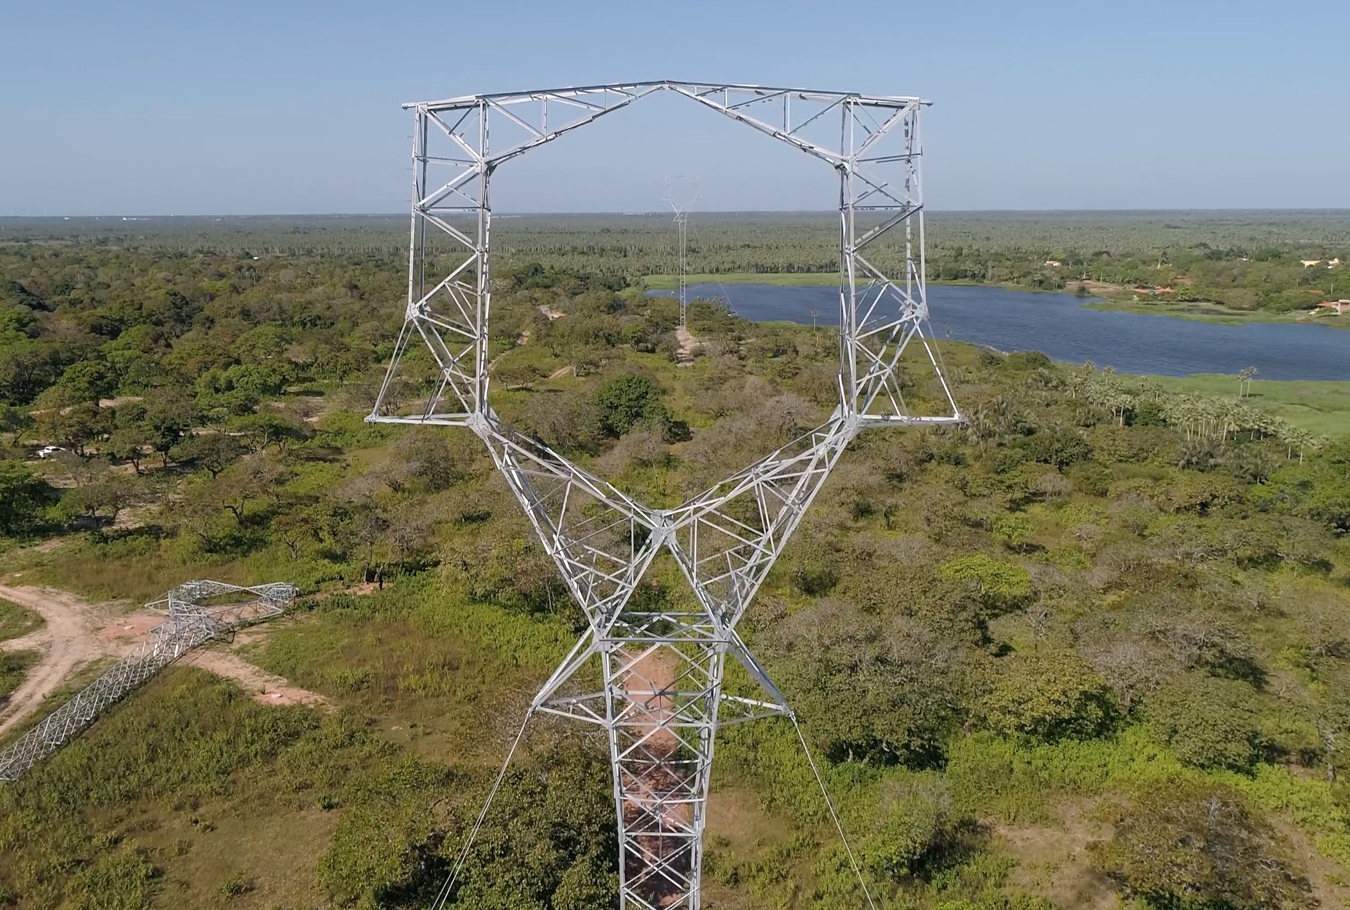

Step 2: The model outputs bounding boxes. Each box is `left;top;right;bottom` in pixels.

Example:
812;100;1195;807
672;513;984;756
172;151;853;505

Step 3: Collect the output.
1238;366;1258;398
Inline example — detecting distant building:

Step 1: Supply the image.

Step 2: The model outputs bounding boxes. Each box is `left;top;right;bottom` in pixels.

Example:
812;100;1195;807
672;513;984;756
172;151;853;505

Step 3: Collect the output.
1044;260;1062;268
1301;259;1324;267
1329;258;1342;268
1134;286;1175;295
1317;300;1350;315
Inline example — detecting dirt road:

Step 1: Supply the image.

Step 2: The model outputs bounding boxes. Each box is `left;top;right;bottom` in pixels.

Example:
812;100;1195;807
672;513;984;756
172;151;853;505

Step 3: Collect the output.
0;582;325;738
675;326;703;365
0;584;118;738
182;649;328;708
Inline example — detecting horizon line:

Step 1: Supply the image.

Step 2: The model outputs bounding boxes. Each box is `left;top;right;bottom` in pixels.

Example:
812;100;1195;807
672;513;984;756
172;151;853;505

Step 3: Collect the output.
4;207;1350;221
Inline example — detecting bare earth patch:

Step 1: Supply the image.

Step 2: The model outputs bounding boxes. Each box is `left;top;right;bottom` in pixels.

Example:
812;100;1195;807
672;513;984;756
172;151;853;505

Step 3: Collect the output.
181;649;329;709
0;583;123;737
97;609;165;643
992;799;1119;910
0;581;324;738
675;325;703;365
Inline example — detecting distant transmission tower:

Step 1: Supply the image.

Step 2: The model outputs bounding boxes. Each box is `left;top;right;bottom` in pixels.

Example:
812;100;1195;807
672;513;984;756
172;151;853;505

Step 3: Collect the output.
663;175;701;327
370;82;961;910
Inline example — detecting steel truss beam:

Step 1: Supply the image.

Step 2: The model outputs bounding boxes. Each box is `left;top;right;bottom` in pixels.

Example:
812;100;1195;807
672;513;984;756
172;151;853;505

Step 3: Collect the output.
370;80;963;910
0;581;296;782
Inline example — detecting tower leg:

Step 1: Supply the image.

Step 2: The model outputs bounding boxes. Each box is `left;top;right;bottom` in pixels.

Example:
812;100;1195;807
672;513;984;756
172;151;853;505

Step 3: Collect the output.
606;642;722;909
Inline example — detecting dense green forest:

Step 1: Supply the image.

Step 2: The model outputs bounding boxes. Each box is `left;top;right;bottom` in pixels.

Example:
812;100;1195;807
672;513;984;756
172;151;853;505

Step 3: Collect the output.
0;216;1349;909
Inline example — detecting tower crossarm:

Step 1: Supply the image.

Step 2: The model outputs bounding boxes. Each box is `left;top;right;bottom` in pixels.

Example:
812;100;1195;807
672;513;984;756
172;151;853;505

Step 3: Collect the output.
376;81;960;910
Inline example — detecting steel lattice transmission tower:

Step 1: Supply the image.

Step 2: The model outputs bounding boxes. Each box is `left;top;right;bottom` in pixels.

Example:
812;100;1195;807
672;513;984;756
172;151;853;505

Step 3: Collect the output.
368;81;962;910
663;175;701;326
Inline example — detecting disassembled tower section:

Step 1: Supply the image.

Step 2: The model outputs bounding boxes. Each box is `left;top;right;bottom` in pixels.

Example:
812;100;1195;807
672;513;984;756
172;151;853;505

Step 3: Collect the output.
369;82;962;910
0;580;296;781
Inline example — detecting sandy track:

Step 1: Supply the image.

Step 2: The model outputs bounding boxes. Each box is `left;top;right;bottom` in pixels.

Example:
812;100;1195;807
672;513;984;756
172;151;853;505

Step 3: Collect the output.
675;326;703;365
182;649;328;708
0;584;117;738
0;583;324;738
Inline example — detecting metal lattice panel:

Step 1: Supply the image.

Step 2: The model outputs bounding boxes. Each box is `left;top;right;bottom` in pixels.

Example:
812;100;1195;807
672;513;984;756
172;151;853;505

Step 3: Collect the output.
371;81;963;910
0;580;296;782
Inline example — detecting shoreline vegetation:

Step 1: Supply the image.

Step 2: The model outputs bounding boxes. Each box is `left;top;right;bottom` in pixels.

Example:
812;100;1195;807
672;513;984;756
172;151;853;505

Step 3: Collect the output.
643;272;1350;329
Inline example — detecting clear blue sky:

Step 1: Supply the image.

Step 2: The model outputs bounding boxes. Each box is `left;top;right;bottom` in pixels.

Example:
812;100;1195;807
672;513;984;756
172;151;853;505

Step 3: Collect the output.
2;0;1347;215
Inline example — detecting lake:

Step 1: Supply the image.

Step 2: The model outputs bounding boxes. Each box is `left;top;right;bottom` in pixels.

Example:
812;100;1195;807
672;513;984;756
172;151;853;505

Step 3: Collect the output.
654;283;1350;381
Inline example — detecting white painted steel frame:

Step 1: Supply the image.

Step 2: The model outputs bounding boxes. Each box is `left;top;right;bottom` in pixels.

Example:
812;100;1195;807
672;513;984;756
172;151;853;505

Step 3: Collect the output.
369;81;963;910
0;581;297;781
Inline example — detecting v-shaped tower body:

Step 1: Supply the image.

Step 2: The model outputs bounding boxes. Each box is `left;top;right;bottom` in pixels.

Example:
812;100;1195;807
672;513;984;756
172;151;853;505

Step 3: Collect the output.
368;82;962;910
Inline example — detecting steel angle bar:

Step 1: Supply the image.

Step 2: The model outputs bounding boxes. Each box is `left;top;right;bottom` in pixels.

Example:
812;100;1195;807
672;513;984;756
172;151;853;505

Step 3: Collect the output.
850;169;917;211
485;86;664;168
852;103;915;157
482;422;655;521
666;85;843;165
418;166;484;211
411;82;922;110
411;261;478;312
424;108;483;154
537;695;610;725
418;212;479;251
383;82;959;910
852;203;921;250
485;98;548;141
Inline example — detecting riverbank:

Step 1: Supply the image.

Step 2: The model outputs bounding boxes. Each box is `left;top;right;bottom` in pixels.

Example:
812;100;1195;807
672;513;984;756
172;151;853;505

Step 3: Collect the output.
644;272;838;289
1138;374;1350;438
643;273;1350;330
1084;294;1350;330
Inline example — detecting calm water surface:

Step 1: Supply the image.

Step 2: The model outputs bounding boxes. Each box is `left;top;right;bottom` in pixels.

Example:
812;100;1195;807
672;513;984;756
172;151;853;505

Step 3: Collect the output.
657;283;1349;381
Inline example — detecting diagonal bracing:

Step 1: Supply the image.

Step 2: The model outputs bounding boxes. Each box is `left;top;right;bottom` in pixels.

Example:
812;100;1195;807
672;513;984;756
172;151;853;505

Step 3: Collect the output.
0;580;296;782
369;81;964;910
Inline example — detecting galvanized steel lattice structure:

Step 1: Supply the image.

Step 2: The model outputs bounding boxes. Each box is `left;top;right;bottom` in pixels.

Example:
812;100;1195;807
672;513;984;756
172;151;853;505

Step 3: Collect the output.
0;580;296;781
368;81;963;910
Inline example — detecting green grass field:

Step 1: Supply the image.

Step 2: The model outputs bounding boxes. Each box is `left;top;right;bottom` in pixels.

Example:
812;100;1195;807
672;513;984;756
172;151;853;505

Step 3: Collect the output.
1144;374;1350;437
0;598;42;644
0;649;39;701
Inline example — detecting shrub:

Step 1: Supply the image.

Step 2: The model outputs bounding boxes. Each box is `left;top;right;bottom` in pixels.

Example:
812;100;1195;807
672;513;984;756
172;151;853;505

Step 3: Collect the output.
0;649;38;699
991;513;1033;550
594;373;669;437
1089;782;1313;910
789;549;840;596
1021;427;1090;468
438;741;618;910
939;554;1034;614
1003;351;1053;371
758;602;958;766
1066;462;1111;497
976;649;1115;740
1146;674;1265;771
0;461;54;536
217;874;254;898
858;776;968;879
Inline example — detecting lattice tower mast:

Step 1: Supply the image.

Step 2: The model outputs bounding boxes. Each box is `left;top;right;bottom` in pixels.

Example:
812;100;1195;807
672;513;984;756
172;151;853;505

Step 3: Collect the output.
663;176;701;327
368;81;963;910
